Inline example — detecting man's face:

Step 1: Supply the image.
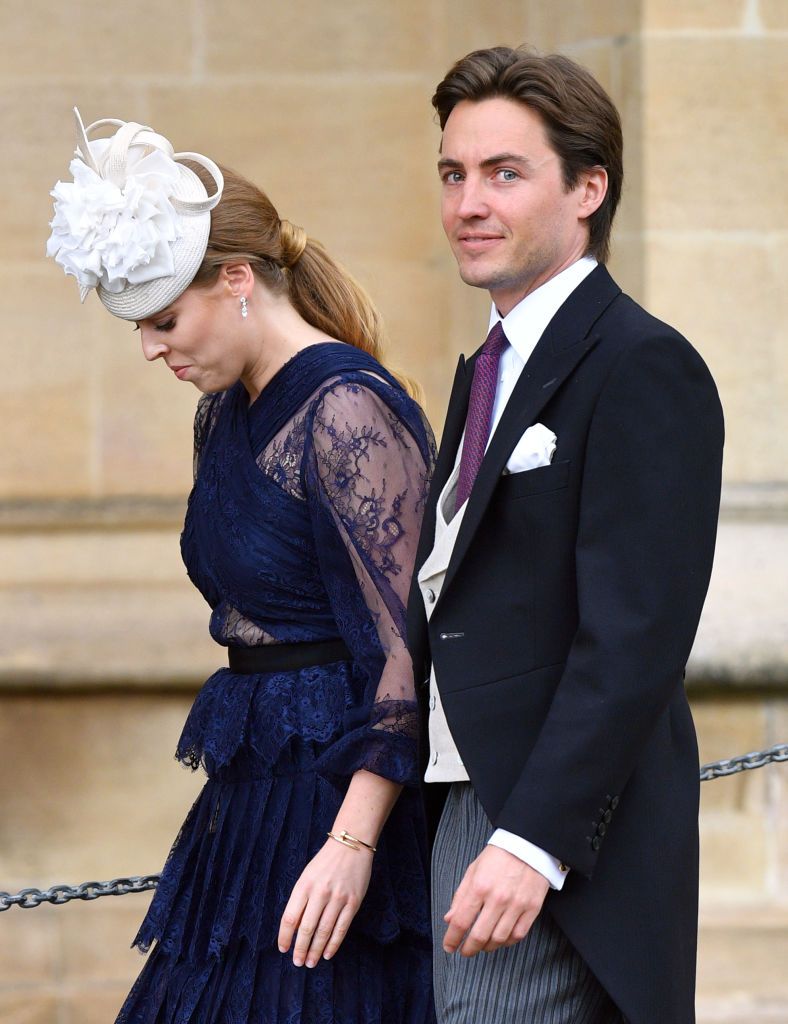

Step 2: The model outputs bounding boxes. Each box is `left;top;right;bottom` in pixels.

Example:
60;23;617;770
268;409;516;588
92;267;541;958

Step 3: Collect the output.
439;97;597;315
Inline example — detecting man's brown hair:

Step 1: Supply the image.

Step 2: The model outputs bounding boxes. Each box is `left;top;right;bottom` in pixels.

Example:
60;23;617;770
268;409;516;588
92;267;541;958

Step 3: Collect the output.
432;47;623;263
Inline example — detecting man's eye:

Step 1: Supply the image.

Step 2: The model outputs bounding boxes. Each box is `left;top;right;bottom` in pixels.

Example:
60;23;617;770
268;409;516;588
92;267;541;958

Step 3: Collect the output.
497;169;519;182
155;319;176;332
442;171;463;184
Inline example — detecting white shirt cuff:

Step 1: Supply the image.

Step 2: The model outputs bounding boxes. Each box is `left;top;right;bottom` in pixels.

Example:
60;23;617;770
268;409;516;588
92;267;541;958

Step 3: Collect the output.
488;829;569;890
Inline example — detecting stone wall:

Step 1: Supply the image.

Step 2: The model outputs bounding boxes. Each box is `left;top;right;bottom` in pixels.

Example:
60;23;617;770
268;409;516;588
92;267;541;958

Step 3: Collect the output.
0;1;785;1021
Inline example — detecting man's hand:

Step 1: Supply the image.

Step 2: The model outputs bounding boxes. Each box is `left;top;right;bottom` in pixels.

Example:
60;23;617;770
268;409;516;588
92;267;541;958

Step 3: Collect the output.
443;845;550;956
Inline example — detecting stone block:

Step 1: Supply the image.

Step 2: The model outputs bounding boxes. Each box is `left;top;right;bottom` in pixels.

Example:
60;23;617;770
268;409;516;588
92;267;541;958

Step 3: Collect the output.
2;0;193;78
359;256;457;423
205;0;434;74
0;584;218;688
761;0;788;29
643;234;784;485
145;80;437;265
773;703;788;905
691;524;788;686
525;0;639;50
607;230;645;305
0;267;93;498
0;994;59;1023
699;811;769;901
433;1;528;67
644;38;788;232
0;910;58;984
62;990;134;1024
697;912;788;1020
643;0;746;30
95;317;196;497
0;529;184;587
694;701;770;900
694;700;768;786
0;695;202;883
0;82;142;264
58;899;151;983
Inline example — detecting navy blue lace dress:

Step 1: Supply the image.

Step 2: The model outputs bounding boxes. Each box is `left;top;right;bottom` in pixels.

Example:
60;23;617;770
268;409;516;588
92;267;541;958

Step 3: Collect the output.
116;343;437;1024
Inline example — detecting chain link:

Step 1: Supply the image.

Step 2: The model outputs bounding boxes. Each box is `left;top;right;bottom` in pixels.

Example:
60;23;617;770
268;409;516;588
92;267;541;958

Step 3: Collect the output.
1;744;785;912
698;742;788;782
0;875;160;913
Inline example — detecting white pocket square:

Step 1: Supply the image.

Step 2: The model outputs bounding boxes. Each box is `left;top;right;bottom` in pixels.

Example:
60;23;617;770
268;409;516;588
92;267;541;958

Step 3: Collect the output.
505;423;557;474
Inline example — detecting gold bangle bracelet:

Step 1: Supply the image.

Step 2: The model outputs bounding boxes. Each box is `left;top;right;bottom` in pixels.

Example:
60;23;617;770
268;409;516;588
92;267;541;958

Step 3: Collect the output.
326;829;377;853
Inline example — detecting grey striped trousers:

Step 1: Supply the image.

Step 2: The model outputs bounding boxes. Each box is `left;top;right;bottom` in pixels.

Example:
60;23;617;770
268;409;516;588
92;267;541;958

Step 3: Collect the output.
431;783;625;1024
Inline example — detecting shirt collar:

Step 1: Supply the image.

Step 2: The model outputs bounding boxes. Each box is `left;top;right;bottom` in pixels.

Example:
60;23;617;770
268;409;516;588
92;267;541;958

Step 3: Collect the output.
488;256;598;366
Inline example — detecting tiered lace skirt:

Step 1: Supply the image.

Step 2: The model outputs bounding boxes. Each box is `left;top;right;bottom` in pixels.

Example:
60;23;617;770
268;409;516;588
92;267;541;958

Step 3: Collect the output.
115;662;435;1024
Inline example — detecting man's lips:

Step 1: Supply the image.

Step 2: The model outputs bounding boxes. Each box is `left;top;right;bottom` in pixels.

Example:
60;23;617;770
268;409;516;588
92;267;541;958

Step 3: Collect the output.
457;233;504;251
169;364;191;380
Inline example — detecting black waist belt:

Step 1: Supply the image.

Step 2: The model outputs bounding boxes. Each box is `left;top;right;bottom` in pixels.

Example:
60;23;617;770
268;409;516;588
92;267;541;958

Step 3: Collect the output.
227;638;351;675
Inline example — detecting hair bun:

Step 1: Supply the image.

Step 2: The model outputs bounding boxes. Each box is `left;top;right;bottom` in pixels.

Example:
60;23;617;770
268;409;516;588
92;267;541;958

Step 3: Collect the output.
279;219;307;267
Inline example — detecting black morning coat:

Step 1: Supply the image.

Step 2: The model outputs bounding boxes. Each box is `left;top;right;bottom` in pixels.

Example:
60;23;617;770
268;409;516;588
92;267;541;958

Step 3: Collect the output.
406;265;724;1024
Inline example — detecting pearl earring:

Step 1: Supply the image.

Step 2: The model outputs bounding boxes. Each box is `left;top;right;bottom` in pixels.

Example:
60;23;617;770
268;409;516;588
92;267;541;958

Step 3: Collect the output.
240;296;248;319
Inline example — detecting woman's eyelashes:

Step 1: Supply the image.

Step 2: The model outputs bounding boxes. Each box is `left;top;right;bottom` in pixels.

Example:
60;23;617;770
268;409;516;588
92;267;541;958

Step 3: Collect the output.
132;318;175;332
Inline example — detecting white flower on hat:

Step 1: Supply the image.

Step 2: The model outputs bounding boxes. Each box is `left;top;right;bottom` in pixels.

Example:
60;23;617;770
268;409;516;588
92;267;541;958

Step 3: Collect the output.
46;140;182;298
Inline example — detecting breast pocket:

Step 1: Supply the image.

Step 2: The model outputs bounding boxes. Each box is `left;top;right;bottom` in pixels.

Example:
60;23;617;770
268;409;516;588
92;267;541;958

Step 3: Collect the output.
499;459;571;499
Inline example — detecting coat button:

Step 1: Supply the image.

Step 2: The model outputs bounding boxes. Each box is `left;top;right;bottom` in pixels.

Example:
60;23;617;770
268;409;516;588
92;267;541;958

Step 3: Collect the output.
597;823;606;837
591;836;601;851
425;588;436;604
610;796;619;809
603;810;612;823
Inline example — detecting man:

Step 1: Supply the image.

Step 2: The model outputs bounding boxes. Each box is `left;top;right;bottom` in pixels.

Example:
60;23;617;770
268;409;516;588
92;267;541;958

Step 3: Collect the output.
407;47;724;1024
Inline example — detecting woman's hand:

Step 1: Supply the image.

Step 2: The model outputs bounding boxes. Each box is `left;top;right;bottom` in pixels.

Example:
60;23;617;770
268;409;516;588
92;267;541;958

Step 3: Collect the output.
277;837;373;967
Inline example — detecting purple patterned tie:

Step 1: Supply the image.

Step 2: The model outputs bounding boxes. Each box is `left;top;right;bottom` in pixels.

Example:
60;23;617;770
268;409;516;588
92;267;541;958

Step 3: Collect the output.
456;321;509;508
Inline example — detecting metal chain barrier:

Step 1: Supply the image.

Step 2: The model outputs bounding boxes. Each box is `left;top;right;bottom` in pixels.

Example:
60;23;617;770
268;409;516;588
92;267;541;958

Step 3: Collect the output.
0;874;160;913
698;741;787;782
1;743;786;913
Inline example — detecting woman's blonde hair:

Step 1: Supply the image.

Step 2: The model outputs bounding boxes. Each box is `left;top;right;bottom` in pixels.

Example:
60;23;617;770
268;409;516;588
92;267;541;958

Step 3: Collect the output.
187;163;421;401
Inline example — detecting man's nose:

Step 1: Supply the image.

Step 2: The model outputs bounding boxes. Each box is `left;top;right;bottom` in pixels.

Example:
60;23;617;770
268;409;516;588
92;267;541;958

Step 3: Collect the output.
456;177;489;220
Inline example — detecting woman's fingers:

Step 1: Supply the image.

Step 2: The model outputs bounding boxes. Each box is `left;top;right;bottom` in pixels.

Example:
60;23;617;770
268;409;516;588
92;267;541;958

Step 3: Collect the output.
277;884;308;955
322;901;358;961
303;898;345;966
291;894;328;967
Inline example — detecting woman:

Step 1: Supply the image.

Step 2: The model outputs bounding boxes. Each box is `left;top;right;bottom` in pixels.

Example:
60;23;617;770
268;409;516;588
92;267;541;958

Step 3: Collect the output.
48;111;436;1023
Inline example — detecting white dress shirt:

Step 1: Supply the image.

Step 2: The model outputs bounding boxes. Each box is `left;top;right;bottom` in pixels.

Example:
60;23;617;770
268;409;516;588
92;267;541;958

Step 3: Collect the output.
426;256;597;890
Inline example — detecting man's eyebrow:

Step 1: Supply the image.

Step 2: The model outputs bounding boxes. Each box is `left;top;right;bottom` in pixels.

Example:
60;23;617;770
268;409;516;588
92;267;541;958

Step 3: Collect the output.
479;152;534;170
437;153;535;172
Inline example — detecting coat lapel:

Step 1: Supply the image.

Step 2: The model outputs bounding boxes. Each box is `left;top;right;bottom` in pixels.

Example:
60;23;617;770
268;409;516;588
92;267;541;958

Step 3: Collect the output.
439;265;621;601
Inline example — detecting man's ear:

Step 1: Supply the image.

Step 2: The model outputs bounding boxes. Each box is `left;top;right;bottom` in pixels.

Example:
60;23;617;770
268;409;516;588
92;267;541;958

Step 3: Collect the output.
578;167;608;221
219;261;255;297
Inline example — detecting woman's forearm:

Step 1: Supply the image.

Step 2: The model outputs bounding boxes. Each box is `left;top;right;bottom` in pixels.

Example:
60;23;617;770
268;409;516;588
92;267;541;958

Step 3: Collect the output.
331;768;403;848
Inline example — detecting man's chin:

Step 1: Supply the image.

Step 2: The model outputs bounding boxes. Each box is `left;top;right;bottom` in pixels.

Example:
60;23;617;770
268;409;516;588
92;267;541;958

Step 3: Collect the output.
457;263;498;291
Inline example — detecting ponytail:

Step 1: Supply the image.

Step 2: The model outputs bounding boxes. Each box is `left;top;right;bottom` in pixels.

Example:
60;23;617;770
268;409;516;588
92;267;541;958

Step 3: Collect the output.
188;162;423;403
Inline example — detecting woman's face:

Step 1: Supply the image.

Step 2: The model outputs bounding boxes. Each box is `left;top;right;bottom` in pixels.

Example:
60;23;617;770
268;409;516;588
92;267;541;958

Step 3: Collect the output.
136;276;252;394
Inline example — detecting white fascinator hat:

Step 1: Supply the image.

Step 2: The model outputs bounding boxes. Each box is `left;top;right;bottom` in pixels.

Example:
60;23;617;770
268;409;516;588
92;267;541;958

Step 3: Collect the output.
46;108;224;321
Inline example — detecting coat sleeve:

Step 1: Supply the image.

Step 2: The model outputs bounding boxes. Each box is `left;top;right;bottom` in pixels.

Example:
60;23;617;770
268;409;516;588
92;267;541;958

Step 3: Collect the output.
494;330;724;877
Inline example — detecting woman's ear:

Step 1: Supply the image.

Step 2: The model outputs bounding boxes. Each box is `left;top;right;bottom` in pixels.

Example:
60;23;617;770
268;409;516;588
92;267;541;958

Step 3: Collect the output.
220;261;254;297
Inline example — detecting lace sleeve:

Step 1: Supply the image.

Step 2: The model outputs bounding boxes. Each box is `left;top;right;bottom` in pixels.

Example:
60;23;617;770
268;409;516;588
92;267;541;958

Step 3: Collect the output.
192;391;224;480
303;375;435;786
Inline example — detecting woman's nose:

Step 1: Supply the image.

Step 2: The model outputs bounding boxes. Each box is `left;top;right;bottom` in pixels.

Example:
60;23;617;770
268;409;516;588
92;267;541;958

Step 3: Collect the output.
140;329;169;362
